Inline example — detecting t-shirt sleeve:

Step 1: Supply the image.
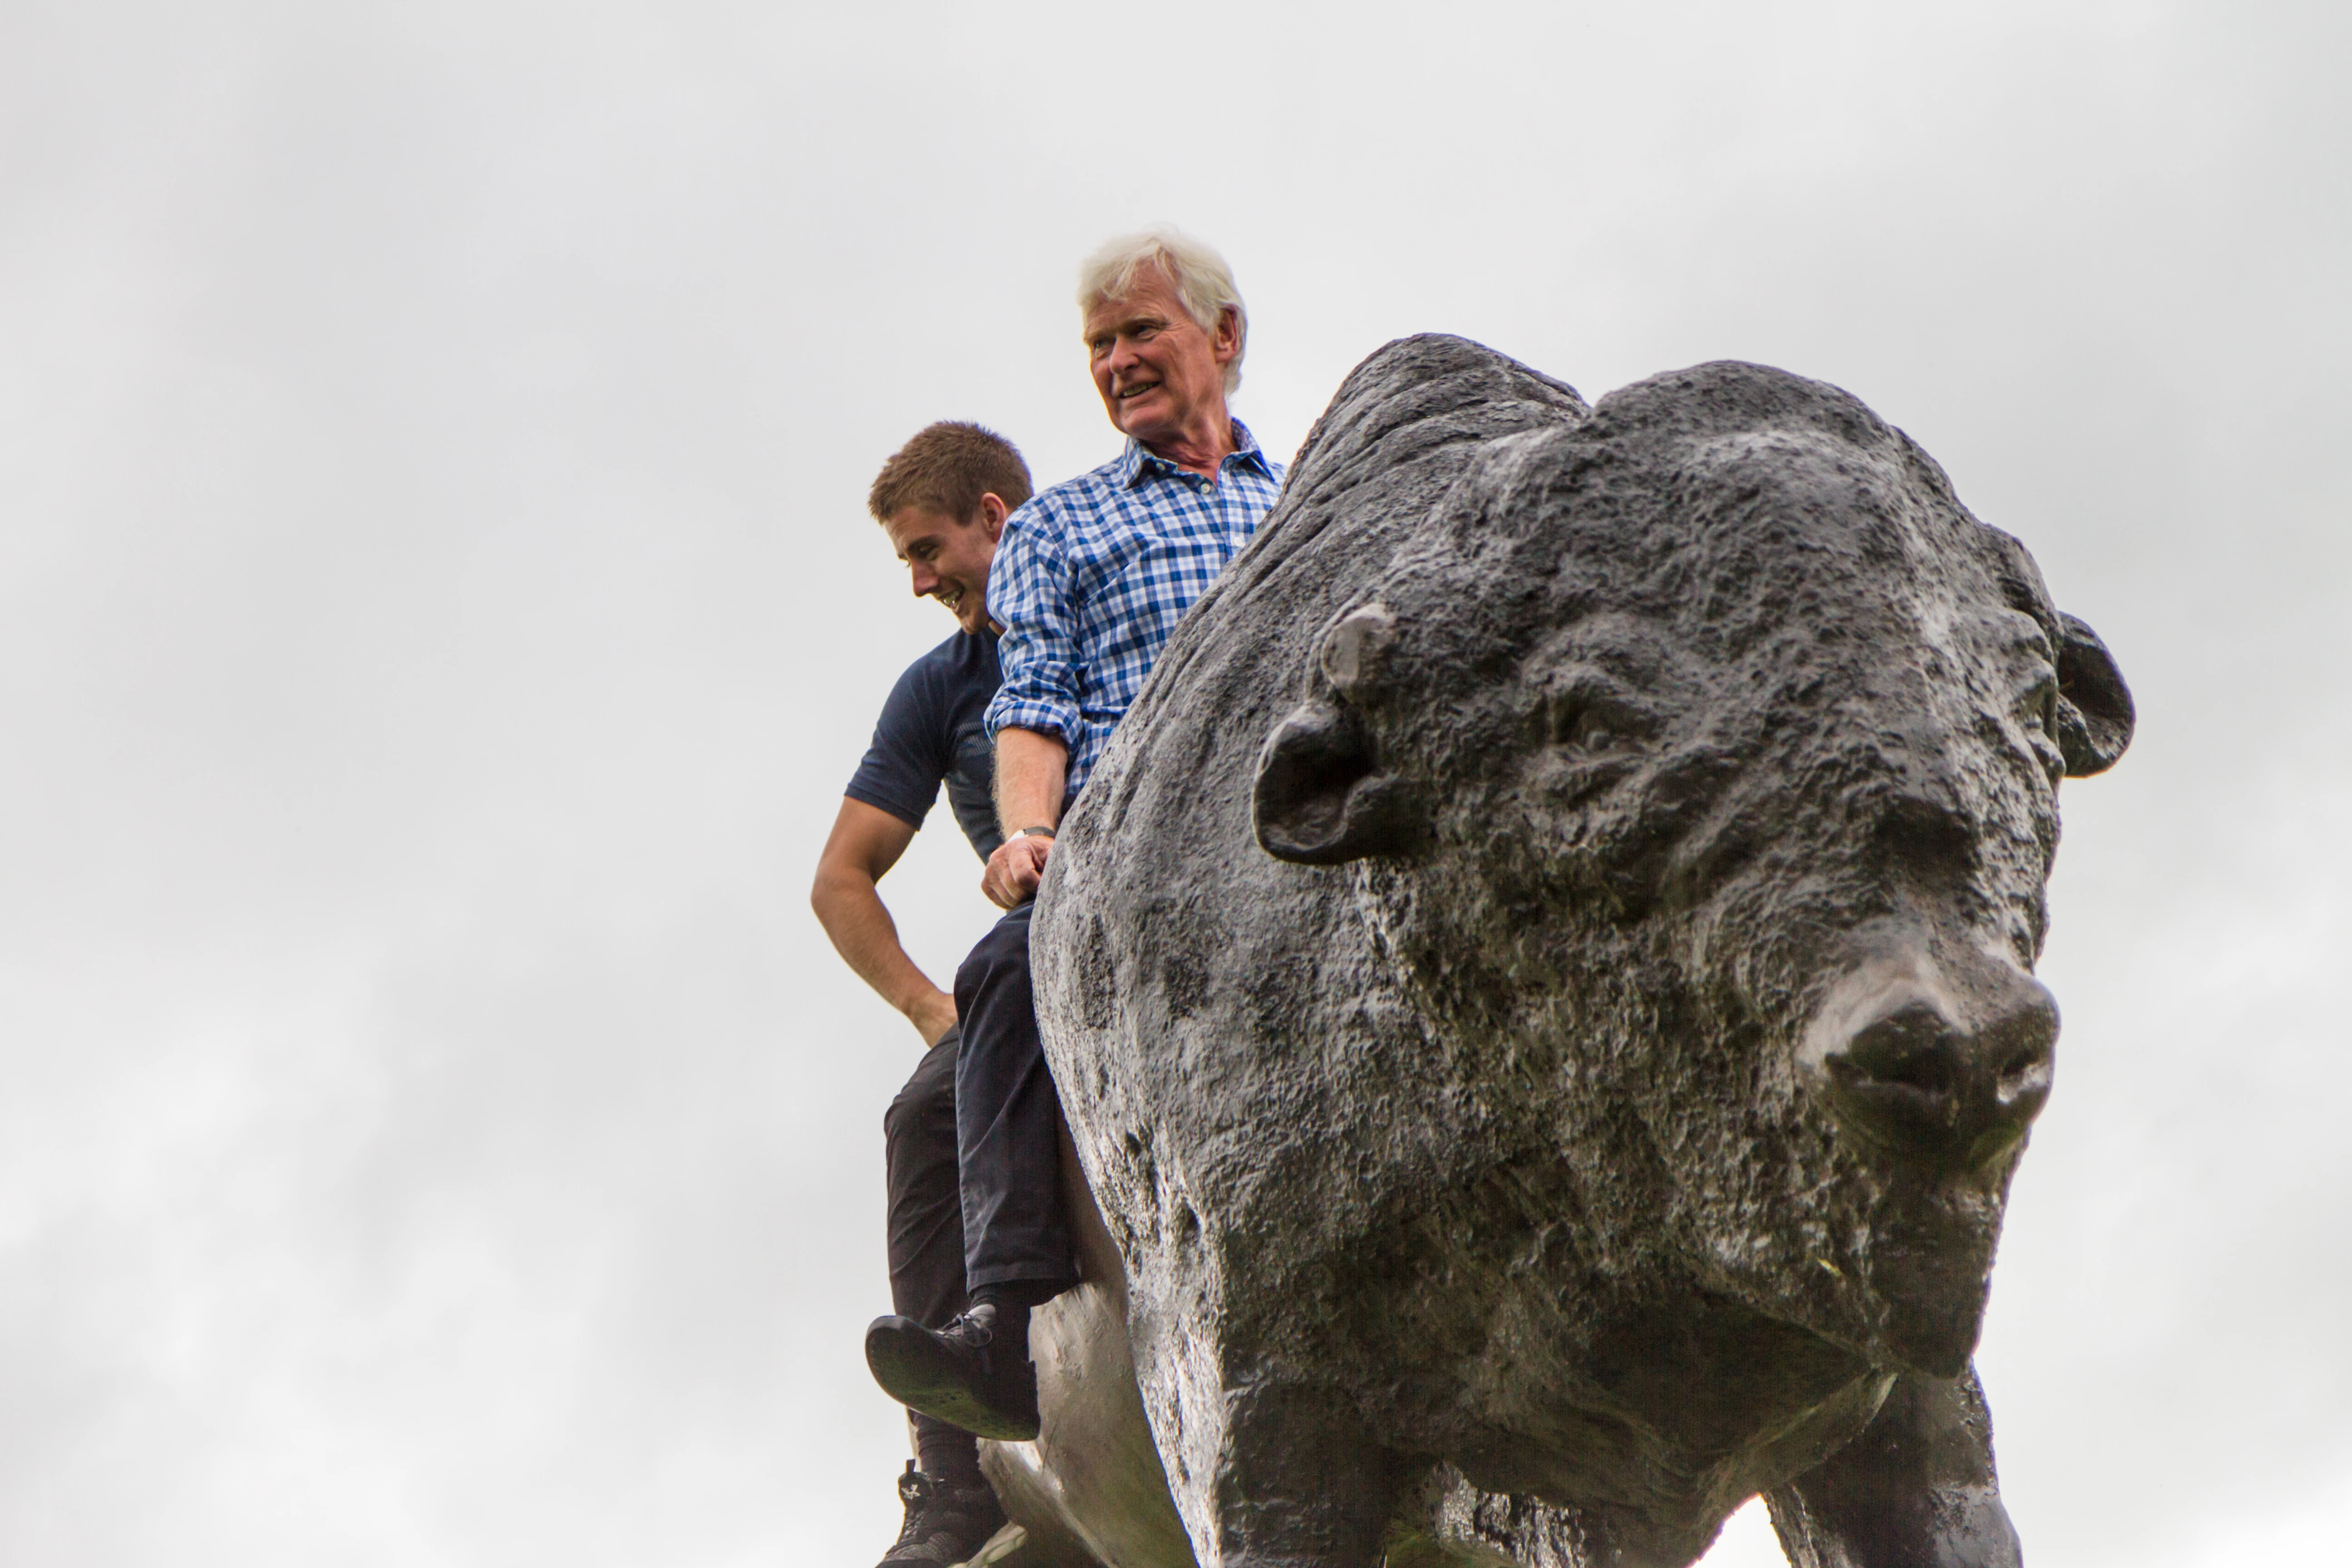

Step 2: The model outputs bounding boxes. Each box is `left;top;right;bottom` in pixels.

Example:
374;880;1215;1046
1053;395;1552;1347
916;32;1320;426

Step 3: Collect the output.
845;656;951;830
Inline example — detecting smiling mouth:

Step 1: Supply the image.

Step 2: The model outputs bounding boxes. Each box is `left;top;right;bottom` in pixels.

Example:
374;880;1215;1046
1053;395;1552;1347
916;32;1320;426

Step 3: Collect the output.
1116;381;1161;402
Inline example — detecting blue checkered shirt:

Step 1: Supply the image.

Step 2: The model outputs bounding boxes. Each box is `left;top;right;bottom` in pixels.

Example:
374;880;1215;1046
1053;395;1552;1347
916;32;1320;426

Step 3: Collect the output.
984;421;1284;799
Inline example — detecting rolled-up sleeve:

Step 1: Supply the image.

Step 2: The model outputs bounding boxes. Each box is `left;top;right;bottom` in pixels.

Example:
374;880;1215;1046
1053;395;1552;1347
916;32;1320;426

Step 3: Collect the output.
984;500;1080;746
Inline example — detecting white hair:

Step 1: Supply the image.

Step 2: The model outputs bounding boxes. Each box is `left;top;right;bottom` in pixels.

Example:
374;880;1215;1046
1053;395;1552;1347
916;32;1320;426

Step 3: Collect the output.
1076;227;1248;397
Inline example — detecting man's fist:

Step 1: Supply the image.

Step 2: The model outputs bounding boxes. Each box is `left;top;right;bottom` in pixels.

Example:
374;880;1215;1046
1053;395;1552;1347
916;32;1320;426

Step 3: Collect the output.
983;833;1052;910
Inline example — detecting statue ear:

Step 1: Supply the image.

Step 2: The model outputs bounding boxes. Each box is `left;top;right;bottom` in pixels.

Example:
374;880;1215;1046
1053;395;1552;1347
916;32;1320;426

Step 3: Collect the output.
2054;612;2134;777
1252;702;1422;864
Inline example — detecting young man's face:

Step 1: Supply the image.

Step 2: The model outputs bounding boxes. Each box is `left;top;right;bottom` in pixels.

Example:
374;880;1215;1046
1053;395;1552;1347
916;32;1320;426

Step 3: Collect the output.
883;497;1005;635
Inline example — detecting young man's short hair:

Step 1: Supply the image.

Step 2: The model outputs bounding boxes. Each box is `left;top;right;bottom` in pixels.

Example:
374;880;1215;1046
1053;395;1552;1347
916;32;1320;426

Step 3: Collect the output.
867;422;1034;525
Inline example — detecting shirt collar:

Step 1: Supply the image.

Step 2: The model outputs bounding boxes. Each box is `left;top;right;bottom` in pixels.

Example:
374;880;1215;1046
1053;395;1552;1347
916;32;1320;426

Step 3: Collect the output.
1118;420;1273;488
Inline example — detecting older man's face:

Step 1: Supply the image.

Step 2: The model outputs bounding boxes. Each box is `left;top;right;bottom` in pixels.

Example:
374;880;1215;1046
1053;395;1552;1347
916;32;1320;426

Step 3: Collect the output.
1083;264;1239;453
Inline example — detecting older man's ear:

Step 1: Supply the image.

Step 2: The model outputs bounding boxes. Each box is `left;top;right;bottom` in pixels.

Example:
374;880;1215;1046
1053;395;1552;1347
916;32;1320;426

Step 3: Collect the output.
1213;306;1242;368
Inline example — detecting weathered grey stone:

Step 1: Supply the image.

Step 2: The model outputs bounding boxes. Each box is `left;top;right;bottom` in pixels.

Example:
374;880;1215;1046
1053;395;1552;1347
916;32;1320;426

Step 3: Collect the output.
978;1124;1197;1568
1009;336;2133;1568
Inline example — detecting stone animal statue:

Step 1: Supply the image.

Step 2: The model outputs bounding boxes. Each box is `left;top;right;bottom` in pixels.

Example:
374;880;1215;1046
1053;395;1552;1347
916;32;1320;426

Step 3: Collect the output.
979;335;2135;1568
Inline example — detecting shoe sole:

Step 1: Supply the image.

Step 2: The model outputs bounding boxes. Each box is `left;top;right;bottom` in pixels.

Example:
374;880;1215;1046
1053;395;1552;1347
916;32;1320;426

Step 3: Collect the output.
864;1320;1041;1443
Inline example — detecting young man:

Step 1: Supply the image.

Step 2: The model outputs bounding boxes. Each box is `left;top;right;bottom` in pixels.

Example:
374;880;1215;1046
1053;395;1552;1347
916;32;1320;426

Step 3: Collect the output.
863;230;1284;1446
811;421;1032;1568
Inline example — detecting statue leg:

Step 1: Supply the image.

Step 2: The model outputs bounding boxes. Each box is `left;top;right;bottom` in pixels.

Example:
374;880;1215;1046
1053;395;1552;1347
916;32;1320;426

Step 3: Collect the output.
1201;1379;1393;1568
1763;1365;2022;1568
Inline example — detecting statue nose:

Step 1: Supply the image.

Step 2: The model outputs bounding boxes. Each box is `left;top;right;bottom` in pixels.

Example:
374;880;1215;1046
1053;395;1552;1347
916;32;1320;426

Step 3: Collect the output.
1804;967;2058;1173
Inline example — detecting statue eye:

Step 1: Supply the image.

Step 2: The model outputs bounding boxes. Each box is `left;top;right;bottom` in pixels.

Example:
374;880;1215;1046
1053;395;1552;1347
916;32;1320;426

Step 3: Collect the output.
1550;692;1653;755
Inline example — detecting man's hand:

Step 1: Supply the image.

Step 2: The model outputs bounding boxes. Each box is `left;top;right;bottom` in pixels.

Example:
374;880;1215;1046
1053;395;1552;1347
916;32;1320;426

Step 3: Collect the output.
982;833;1052;910
985;726;1069;909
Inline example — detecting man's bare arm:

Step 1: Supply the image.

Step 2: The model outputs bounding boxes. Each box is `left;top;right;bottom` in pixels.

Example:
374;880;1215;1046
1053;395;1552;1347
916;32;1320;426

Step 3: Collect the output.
995;725;1068;838
811;798;959;1044
981;726;1068;909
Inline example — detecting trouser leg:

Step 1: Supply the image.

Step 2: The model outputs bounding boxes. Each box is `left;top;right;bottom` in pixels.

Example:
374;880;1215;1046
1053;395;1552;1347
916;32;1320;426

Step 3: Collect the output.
885;1031;970;1328
953;900;1077;1296
882;1031;981;1477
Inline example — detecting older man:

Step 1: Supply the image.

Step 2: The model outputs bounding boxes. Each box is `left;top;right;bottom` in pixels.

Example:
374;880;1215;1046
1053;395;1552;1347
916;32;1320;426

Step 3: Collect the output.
865;230;1283;1442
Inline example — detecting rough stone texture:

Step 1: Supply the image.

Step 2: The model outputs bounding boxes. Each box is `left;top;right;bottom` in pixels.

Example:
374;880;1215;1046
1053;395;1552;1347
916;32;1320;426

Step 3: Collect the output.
1025;336;2134;1568
978;1124;1198;1568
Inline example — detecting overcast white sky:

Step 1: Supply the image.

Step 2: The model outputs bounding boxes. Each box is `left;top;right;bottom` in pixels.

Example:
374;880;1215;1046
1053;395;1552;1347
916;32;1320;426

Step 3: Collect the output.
1;2;2345;1564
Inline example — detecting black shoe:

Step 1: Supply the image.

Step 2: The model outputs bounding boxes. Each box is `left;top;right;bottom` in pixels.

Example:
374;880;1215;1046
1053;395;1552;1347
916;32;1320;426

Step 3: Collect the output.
876;1460;1009;1567
865;1303;1041;1441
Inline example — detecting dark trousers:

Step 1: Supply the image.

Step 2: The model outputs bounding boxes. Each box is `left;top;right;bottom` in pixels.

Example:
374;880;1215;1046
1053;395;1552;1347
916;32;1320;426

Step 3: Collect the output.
883;1030;980;1470
884;1031;971;1331
952;900;1077;1294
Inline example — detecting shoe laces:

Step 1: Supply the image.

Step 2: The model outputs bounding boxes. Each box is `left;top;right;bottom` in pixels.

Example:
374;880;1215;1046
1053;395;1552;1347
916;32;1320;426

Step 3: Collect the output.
892;1461;934;1536
940;1303;997;1349
884;1463;1001;1566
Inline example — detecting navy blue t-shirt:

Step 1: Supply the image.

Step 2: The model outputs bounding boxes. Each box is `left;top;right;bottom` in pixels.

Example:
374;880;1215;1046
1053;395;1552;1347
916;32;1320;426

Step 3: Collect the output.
845;629;1003;863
